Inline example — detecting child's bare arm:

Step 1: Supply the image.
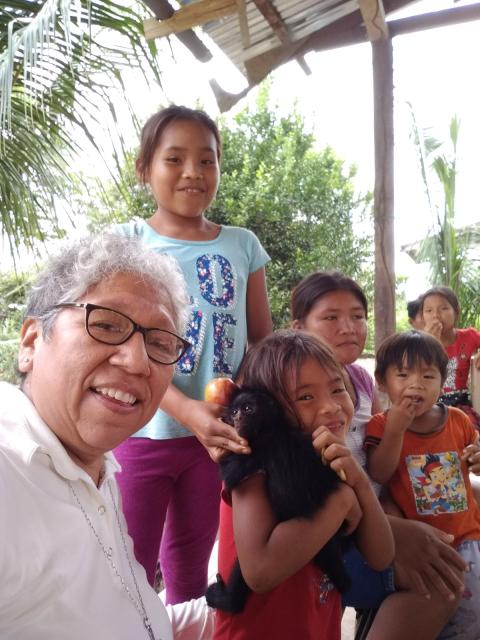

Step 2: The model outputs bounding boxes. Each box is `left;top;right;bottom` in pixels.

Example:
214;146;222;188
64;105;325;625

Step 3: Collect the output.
379;487;404;517
231;473;361;593
315;427;394;571
352;475;394;570
245;267;272;344
367;401;414;483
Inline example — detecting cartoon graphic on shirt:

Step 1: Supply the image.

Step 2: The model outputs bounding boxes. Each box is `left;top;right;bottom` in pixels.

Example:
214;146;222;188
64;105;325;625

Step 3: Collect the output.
406;452;468;515
177;253;238;376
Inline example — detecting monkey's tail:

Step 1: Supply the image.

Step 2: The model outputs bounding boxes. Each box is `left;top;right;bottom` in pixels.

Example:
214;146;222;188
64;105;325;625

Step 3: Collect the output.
205;562;251;613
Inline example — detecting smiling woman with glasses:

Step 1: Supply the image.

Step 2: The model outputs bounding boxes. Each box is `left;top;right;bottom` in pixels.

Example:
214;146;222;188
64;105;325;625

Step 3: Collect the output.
53;302;190;365
0;233;216;640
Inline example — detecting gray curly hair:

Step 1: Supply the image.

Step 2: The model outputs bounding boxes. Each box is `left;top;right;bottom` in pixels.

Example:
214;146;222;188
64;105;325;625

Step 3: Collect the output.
25;233;188;336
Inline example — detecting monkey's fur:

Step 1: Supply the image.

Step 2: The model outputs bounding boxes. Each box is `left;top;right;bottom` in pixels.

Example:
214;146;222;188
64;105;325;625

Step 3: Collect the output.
206;388;351;614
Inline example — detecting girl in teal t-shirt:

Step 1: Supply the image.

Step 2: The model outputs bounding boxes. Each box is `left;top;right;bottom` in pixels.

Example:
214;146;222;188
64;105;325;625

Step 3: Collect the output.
114;106;272;604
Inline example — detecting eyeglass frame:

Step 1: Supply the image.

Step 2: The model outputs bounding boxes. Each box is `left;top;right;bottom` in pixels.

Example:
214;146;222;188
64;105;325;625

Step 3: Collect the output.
53;302;190;365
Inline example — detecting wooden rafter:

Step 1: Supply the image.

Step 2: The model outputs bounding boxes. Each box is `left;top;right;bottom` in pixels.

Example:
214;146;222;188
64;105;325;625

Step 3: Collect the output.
141;0;212;61
358;0;389;41
144;0;237;41
252;0;289;43
236;0;251;48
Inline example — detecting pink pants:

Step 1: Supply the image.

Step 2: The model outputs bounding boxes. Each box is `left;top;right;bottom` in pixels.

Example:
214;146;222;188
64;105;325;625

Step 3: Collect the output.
114;436;221;604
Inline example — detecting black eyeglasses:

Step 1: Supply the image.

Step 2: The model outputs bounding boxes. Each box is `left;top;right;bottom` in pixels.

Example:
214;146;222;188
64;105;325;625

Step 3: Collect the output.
53;303;190;365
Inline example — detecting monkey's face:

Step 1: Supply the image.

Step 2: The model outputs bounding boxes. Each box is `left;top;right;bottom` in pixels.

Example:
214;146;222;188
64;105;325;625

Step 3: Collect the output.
228;390;282;439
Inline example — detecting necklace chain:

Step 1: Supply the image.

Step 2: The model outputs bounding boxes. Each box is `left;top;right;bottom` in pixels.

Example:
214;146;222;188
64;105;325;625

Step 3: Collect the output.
68;481;158;640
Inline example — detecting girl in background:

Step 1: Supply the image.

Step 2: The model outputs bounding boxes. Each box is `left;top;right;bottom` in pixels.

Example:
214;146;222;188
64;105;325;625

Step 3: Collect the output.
115;105;272;603
214;330;393;640
421;285;480;430
291;271;381;481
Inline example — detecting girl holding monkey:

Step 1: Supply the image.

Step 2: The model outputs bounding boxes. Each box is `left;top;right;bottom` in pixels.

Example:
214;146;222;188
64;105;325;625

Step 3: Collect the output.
213;330;393;640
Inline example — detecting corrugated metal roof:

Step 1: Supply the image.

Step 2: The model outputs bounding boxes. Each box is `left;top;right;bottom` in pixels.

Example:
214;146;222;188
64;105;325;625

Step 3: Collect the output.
145;1;478;110
200;0;359;75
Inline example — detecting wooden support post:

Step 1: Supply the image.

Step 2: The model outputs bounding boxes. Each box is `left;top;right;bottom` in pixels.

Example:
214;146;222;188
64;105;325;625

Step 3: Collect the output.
372;36;395;351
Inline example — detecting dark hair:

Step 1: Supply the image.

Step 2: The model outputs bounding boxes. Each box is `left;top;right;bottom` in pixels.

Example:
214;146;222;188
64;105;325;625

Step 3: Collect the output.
290;271;368;322
420;286;460;316
136;105;222;183
236;329;344;425
375;330;448;384
406;298;421;320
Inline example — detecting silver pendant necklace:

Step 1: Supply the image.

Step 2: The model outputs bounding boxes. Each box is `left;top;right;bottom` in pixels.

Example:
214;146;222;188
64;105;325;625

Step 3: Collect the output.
68;481;159;640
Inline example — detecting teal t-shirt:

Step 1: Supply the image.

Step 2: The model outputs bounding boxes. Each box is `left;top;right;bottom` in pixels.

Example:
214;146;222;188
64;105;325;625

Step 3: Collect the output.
115;220;270;439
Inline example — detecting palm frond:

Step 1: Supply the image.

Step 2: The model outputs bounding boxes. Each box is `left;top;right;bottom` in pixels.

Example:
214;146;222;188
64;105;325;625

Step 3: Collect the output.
412;112;477;314
0;0;162;255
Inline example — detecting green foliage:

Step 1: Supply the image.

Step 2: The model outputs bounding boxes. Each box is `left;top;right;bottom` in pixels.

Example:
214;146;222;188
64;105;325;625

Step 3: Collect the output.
210;92;373;327
0;340;20;384
82;89;373;328
82;150;155;230
0;0;160;256
395;284;411;334
0;271;27;384
0;272;28;339
410;109;480;327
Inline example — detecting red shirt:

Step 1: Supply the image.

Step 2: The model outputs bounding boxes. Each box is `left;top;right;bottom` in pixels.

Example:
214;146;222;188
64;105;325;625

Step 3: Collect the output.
444;327;480;393
213;494;341;640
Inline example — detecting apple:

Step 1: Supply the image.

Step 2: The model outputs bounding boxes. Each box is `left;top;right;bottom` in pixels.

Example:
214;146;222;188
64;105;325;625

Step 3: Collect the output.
204;377;238;406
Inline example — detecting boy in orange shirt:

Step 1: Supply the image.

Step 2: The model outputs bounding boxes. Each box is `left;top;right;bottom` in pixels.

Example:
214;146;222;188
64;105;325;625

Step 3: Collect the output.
365;330;480;640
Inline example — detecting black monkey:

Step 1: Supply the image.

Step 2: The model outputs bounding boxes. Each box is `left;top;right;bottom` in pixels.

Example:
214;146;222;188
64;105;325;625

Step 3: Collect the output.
206;387;351;614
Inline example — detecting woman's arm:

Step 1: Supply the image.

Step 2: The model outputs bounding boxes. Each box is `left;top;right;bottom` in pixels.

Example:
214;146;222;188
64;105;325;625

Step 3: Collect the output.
232;473;361;593
389;516;466;599
159;385;250;462
245;267;272;344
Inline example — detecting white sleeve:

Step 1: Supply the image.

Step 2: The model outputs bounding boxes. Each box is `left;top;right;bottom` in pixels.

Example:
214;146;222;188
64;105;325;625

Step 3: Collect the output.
163;596;215;640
